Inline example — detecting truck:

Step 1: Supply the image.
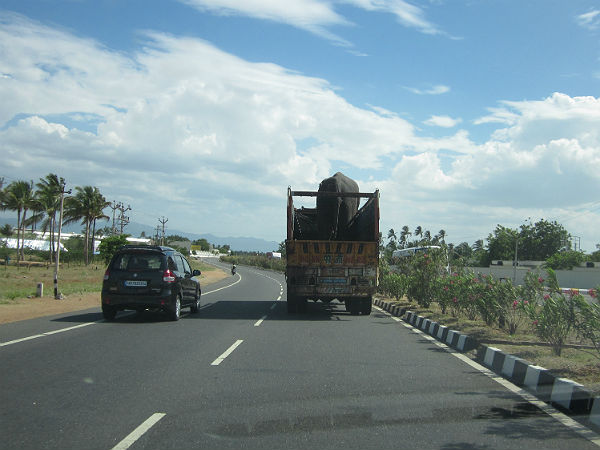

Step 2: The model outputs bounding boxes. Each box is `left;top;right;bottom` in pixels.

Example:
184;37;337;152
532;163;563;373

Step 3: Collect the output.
285;173;380;315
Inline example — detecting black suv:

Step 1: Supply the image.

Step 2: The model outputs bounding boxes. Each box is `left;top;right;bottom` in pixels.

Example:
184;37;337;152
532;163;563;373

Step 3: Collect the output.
101;245;201;321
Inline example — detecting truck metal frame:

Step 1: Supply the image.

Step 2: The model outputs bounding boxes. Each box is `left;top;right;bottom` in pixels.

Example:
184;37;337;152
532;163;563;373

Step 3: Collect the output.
285;187;380;315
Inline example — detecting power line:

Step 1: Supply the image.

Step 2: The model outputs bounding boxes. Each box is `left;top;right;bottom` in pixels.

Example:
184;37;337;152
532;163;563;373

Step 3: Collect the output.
553;201;600;225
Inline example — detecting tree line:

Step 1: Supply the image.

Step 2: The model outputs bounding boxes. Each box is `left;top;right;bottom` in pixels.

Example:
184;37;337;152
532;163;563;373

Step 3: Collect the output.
0;175;229;265
385;219;600;269
0;174;109;265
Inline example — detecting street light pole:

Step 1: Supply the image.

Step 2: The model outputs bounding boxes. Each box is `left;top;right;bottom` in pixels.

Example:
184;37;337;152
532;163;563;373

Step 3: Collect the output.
513;237;519;284
54;183;71;300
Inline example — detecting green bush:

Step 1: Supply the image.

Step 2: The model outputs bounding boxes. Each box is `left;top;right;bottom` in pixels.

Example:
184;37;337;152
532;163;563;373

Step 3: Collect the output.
380;272;407;301
404;249;446;308
521;269;581;356
98;235;130;265
544;250;585;270
574;285;600;360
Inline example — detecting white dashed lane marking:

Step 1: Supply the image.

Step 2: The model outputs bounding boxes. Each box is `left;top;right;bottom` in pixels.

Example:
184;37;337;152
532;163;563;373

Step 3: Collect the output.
111;413;166;450
211;339;244;366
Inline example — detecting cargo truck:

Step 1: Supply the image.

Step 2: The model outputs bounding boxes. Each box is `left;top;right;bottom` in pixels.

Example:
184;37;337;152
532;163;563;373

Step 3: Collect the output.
285;181;380;315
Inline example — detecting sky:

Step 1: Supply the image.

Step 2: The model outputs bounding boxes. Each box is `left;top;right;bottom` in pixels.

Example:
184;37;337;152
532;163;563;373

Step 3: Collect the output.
1;0;600;251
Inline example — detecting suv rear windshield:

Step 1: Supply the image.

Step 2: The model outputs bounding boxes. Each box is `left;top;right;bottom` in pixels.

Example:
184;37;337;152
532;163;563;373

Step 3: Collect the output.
111;252;164;271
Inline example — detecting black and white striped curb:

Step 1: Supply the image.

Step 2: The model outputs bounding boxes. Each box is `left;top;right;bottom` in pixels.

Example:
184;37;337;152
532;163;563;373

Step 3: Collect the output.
373;297;600;427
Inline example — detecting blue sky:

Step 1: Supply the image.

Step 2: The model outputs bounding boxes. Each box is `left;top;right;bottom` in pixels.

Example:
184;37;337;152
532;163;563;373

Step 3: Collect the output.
1;1;600;251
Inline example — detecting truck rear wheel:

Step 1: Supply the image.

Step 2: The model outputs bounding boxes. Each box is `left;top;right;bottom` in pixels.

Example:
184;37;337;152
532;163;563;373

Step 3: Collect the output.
349;299;360;315
361;296;372;315
287;295;297;313
297;296;308;313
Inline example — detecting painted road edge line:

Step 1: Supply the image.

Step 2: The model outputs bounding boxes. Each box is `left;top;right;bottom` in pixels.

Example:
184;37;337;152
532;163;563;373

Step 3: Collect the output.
0;322;97;347
111;413;166;450
203;273;242;295
373;305;600;448
211;339;244;366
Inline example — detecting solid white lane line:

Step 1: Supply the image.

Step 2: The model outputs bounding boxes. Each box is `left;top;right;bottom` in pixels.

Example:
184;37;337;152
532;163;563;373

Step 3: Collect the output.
0;322;97;347
270;303;277;310
374;305;600;447
254;315;267;327
211;339;244;366
41;322;96;335
111;413;166;450
0;334;44;346
203;273;242;295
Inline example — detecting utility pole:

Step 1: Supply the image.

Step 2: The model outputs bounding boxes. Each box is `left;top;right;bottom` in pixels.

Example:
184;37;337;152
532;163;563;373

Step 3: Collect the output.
118;204;131;234
158;217;168;246
155;225;161;245
109;201;120;235
512;237;519;284
573;236;581;252
54;182;71;300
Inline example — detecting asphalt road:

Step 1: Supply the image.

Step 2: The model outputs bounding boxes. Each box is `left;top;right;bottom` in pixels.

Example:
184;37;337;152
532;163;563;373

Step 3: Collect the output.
1;262;599;450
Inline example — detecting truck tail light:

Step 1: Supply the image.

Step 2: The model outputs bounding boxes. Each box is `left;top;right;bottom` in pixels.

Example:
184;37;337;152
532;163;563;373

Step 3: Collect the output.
163;269;176;283
103;269;110;281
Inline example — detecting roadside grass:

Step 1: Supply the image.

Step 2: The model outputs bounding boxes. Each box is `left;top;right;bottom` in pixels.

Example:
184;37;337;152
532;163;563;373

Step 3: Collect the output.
379;295;600;395
0;259;219;302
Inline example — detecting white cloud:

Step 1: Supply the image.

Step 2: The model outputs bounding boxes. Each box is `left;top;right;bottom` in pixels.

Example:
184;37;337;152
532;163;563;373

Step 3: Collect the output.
576;10;600;30
1;14;599;249
179;0;443;45
405;84;450;95
180;0;351;45
341;0;441;35
424;115;462;128
0;14;422;238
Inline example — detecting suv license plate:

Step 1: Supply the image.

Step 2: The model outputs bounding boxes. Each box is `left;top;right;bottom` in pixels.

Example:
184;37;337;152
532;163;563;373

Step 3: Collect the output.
124;280;147;287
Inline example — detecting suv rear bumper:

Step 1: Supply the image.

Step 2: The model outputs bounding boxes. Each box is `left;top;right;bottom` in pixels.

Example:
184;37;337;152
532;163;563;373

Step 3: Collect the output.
101;291;176;311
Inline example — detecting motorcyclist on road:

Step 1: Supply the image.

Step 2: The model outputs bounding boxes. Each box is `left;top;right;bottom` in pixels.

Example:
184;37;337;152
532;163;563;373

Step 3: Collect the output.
231;264;237;275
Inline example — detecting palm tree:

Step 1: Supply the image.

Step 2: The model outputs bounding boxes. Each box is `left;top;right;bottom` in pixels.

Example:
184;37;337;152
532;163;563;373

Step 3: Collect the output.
423;230;431;244
64;186;109;265
36;174;65;262
414;226;423;244
387;228;397;242
437;229;446;244
387;228;398;251
1;180;36;262
400;225;411;249
90;190;110;260
456;242;472;258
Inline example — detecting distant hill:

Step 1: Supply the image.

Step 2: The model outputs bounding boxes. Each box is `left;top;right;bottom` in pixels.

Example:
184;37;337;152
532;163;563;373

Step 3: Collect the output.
0;217;280;253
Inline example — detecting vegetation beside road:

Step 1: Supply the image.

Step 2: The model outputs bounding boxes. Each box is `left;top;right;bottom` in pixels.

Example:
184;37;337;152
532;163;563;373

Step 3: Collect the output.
379;249;600;395
378;291;600;395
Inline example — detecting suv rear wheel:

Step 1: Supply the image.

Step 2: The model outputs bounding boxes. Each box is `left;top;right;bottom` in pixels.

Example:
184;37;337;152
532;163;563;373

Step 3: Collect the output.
190;287;200;313
102;305;117;321
171;295;182;321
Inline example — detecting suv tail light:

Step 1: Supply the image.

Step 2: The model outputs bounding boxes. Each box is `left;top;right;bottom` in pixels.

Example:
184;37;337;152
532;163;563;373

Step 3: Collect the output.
104;269;110;281
163;269;176;283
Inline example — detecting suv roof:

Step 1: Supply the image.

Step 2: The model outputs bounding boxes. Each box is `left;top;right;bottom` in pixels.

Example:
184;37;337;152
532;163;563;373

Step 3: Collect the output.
117;245;175;252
